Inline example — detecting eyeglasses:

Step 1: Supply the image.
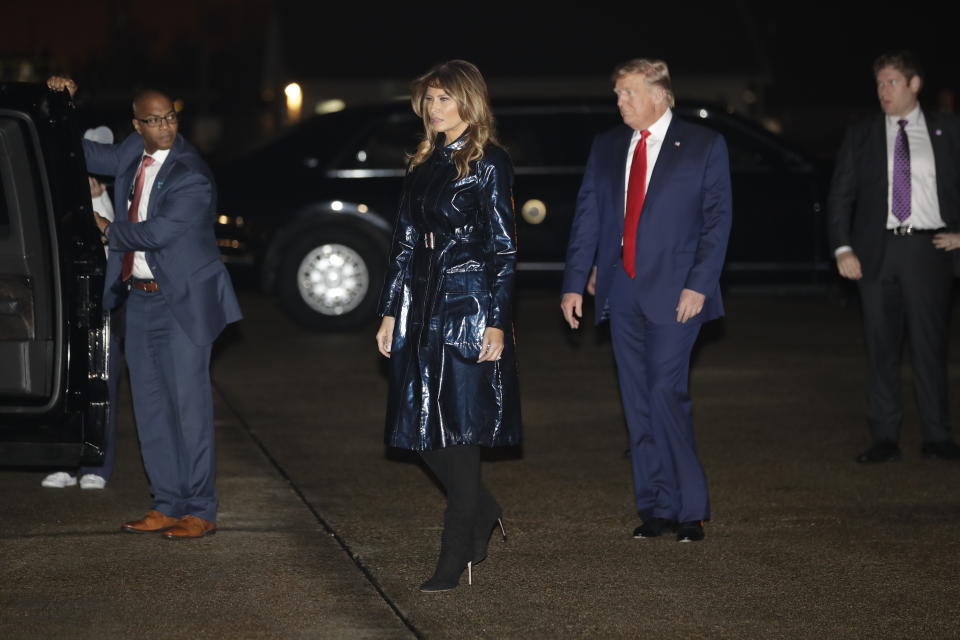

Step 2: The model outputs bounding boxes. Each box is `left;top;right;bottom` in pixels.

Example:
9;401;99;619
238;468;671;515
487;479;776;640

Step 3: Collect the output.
136;113;178;128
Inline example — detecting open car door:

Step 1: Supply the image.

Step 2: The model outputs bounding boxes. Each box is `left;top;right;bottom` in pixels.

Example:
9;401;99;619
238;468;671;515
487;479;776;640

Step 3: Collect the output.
0;84;109;467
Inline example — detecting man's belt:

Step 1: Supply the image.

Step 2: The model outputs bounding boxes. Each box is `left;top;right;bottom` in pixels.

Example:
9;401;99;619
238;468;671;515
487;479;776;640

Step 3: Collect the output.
130;278;160;292
888;225;945;237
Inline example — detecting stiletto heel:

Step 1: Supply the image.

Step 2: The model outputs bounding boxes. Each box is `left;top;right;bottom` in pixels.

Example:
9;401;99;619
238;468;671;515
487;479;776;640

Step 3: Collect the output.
467;561;472;586
473;501;505;564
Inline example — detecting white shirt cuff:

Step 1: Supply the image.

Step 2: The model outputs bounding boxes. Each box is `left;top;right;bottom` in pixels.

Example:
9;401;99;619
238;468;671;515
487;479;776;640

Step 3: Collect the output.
834;246;853;257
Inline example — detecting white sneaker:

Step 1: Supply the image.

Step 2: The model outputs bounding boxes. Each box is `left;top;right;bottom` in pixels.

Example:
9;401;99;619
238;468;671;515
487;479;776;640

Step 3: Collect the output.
79;474;107;490
41;471;77;488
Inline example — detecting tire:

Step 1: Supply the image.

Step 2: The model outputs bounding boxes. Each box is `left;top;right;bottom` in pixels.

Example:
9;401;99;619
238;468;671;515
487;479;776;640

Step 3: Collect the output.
277;227;386;331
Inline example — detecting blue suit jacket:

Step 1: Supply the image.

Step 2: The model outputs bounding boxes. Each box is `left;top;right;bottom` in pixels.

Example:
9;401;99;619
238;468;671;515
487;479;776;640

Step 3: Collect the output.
562;116;733;324
83;133;242;345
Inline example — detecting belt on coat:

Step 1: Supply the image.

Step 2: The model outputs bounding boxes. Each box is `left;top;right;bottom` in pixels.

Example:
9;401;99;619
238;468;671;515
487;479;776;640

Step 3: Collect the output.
422;227;484;249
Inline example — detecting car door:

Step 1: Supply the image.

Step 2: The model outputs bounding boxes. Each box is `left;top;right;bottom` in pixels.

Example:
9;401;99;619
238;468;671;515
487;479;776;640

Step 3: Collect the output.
497;106;621;273
0;85;109;467
677;108;827;286
0;110;61;410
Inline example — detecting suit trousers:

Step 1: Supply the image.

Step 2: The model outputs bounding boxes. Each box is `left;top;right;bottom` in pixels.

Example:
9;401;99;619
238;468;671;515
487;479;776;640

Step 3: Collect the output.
857;234;953;444
125;287;218;522
609;269;709;523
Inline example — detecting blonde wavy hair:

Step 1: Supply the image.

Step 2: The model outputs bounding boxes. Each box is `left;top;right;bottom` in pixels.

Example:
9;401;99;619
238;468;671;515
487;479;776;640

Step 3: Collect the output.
408;60;497;180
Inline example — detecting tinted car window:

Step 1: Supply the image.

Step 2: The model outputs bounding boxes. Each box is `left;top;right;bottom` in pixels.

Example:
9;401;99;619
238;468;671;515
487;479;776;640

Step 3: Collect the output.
498;110;620;168
336;108;623;171
340;115;421;170
684;114;783;173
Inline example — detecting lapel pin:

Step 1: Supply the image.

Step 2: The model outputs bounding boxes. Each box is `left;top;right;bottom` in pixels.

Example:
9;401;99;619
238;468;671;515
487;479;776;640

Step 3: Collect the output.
935;129;942;136
674;141;681;147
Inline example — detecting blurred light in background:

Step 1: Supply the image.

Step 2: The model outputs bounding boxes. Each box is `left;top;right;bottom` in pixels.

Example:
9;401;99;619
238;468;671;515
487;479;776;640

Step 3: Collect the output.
315;99;346;114
285;82;303;124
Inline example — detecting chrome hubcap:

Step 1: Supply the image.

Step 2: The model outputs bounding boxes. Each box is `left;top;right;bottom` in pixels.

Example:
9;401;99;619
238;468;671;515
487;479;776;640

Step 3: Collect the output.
296;244;368;315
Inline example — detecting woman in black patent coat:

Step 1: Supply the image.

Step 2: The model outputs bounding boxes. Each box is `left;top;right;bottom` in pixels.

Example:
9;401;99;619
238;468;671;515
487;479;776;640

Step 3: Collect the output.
375;60;521;592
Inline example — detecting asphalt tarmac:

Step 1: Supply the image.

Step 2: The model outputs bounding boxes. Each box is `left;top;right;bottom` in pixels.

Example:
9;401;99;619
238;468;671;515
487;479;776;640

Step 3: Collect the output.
2;287;959;639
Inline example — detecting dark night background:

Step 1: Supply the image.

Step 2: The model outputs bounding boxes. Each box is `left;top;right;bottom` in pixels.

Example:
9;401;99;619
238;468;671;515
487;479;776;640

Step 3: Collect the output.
1;1;956;163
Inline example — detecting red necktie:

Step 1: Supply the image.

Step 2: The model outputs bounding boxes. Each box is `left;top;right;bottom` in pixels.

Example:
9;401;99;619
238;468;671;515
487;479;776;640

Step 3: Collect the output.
121;155;155;281
622;129;650;278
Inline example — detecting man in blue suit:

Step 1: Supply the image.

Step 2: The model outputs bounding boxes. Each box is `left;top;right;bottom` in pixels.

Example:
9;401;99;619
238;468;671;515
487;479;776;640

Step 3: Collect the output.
561;59;732;542
47;77;242;539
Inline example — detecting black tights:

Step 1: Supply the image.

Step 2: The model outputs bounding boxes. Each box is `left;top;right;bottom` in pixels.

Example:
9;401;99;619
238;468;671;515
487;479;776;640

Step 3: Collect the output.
419;445;497;546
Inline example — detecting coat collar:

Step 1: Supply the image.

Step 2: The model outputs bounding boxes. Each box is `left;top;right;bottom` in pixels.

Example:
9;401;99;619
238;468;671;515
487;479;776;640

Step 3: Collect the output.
435;129;469;153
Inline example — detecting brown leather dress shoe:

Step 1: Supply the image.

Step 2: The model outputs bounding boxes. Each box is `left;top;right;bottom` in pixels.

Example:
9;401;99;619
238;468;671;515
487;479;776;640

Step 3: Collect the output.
163;514;217;540
121;510;181;534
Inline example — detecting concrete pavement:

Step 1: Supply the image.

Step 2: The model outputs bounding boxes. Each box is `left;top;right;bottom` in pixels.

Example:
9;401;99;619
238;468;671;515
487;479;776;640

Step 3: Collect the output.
3;288;960;638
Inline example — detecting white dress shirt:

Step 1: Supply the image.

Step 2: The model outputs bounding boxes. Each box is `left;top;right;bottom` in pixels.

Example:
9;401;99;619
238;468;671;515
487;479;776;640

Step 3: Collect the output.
127;148;170;279
884;105;942;229
836;106;944;257
623;108;673;215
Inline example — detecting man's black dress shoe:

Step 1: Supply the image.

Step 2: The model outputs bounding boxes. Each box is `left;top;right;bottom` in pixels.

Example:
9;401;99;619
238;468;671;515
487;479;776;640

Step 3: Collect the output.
921;441;960;460
632;517;677;539
676;521;705;542
855;442;901;464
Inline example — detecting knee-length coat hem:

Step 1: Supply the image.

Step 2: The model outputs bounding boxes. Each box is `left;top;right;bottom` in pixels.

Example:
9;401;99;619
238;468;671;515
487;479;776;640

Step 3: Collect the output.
378;133;522;452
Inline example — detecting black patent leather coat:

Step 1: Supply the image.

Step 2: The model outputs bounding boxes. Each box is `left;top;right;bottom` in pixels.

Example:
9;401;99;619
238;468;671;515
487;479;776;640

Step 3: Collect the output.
378;133;521;450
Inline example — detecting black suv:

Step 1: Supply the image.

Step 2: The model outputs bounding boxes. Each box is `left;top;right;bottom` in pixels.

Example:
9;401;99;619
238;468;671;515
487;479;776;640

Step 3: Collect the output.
215;101;828;330
0;83;109;467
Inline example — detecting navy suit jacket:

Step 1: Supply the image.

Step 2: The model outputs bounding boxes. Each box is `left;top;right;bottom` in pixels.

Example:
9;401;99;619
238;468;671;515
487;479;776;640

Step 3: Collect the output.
563;116;733;324
83;133;242;345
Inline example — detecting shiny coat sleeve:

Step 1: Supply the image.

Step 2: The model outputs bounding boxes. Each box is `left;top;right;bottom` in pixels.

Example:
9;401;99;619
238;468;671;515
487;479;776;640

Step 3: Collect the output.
479;149;518;330
684;133;733;295
377;173;420;317
561;136;601;295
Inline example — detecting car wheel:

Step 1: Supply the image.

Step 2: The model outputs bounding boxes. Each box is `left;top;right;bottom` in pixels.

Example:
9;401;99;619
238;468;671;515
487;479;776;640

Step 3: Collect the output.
278;228;385;330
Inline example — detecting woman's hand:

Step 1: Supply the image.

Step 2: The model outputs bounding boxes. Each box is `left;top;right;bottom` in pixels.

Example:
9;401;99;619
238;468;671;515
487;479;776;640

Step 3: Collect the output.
478;327;505;363
376;316;395;358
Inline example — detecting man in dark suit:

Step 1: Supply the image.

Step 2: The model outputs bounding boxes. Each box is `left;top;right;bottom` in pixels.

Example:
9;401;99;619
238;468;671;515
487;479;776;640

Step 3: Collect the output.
827;51;960;463
561;59;732;542
47;77;243;537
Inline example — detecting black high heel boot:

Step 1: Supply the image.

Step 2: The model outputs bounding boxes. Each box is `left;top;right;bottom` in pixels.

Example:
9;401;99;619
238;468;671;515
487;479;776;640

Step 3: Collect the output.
419;445;481;592
420;516;473;592
473;494;507;564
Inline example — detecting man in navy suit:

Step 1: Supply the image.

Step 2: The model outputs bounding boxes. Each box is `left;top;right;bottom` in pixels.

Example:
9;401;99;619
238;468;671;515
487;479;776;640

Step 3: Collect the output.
561;59;732;542
47;77;242;538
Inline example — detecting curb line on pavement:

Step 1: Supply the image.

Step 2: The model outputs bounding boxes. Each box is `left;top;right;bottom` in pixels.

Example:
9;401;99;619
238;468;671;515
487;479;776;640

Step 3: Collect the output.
213;381;423;640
